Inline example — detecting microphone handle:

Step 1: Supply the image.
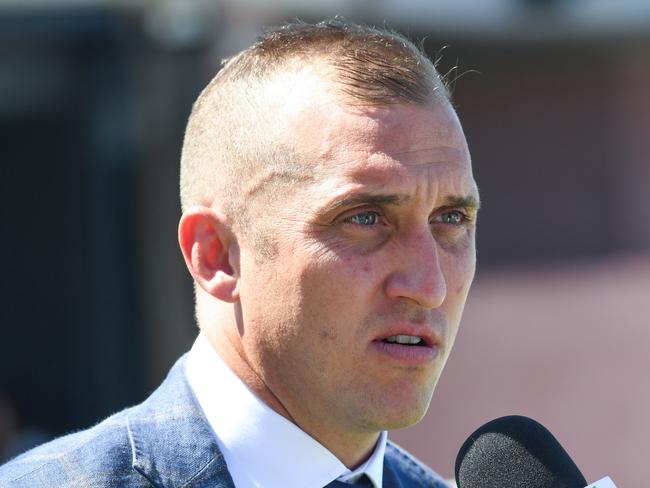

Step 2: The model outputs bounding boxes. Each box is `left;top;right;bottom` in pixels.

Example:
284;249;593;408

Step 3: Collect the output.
584;476;617;488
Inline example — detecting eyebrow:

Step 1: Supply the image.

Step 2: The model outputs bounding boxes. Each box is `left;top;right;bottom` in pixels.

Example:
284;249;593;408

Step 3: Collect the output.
324;193;410;213
444;195;481;211
324;192;481;213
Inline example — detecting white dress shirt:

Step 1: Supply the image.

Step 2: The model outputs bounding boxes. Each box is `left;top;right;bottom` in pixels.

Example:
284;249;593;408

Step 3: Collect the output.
185;333;387;488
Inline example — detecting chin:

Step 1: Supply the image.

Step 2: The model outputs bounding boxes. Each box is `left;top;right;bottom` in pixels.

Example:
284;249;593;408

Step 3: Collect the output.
367;389;436;431
371;404;431;431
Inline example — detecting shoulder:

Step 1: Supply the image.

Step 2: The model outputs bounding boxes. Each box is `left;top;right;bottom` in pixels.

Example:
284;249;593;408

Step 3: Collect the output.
384;441;451;488
0;407;149;488
0;354;205;488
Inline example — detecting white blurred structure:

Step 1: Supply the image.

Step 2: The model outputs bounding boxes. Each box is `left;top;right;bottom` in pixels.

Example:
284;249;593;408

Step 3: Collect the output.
4;0;650;44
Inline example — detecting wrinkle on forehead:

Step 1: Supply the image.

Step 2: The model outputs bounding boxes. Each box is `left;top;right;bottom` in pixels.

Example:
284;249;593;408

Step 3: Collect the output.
301;104;467;168
319;140;471;189
343;146;467;173
270;70;472;186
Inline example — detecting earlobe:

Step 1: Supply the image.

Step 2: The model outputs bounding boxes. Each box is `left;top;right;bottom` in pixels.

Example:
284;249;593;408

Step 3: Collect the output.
178;207;240;303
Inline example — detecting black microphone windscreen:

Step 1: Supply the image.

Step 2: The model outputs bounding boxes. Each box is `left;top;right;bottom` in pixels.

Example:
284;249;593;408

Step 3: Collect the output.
455;415;587;488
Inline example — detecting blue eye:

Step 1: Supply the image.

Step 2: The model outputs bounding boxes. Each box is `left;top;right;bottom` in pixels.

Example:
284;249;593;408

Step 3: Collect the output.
439;210;467;225
347;211;379;226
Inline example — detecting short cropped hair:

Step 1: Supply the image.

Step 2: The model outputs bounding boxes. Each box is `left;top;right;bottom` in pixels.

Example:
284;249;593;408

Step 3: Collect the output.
179;19;450;241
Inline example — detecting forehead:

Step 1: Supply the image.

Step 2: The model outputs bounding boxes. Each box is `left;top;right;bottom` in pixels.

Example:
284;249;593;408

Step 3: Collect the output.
276;74;460;152
320;104;468;179
280;90;475;199
256;69;478;215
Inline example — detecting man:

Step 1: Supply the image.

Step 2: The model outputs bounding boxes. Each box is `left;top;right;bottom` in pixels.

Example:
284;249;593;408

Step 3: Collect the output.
0;19;479;487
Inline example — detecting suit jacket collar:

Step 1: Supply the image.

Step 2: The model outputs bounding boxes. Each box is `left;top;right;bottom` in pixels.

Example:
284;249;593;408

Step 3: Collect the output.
126;354;235;488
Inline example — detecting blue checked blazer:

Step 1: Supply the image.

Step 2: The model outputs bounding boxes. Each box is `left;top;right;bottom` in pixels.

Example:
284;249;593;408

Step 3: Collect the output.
0;355;449;487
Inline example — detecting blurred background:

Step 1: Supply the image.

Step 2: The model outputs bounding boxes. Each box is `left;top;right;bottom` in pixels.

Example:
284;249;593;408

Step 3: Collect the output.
1;0;648;484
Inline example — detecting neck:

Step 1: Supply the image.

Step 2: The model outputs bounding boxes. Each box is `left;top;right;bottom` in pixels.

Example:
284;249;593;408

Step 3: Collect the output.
303;426;380;469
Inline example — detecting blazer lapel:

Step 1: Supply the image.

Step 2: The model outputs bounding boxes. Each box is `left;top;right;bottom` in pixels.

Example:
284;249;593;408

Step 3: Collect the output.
126;354;236;488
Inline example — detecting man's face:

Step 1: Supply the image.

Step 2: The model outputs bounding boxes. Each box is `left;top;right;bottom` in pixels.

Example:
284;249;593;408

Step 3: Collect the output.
235;84;478;443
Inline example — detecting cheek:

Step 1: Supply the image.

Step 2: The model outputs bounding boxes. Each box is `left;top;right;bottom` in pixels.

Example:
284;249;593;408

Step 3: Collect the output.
239;254;303;336
301;243;379;283
443;247;476;300
296;255;379;324
454;261;475;295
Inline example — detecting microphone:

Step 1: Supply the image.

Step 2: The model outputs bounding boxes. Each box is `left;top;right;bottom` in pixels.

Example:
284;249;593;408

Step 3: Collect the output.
455;415;588;488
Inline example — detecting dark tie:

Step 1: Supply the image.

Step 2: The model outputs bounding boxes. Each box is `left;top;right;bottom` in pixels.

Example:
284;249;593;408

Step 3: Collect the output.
325;474;374;487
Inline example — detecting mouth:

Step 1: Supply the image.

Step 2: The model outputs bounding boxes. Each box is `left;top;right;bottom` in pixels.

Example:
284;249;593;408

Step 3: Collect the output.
371;331;440;365
377;330;437;348
381;335;429;347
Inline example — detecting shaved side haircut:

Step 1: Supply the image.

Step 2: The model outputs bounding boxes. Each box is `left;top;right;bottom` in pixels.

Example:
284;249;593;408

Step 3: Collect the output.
179;19;450;250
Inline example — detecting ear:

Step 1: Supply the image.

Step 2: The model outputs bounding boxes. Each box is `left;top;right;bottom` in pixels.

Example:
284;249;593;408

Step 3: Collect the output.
178;206;240;303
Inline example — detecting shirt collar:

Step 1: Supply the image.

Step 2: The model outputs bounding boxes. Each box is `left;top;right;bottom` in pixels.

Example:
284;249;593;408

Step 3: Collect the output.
185;333;387;488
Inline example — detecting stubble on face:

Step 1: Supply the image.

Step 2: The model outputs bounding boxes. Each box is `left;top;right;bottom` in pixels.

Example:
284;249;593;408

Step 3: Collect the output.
227;71;478;466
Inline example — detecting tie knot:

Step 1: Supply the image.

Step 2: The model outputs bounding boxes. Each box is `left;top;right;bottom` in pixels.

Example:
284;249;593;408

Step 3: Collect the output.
325;474;373;487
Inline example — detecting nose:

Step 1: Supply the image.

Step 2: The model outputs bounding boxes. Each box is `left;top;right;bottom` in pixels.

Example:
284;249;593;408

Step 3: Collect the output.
384;230;447;309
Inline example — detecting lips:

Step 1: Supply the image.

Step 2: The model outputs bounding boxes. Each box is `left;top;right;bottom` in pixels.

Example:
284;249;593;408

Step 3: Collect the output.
370;328;441;365
374;329;438;348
